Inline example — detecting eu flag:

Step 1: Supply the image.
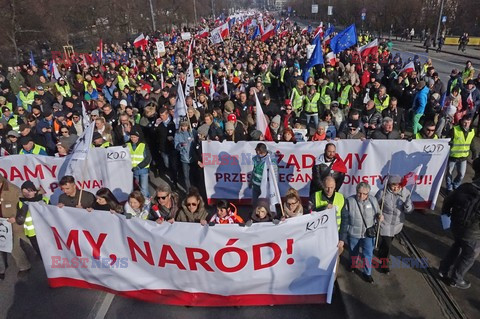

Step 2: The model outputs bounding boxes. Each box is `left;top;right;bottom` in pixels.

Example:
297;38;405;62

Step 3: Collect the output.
30;51;36;67
324;25;335;38
330;24;357;54
303;35;324;81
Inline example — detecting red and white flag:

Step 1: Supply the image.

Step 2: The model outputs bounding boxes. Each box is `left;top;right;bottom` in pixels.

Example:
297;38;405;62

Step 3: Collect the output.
326;52;336;66
0;147;9;157
358;39;378;58
255;92;273;141
197;27;209;38
279;30;289;38
216;22;230;38
313;23;324;39
301;26;308;34
400;61;415;74
187;39;195;60
261;22;275;42
134;33;148;50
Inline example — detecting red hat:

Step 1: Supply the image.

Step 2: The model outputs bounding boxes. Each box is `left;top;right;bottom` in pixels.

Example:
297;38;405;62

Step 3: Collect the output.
227;114;237;122
284;99;292;106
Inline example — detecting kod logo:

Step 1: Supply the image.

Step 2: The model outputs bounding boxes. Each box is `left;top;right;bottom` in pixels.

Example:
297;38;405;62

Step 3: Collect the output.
423;144;445;154
305;214;329;231
106;151;127;160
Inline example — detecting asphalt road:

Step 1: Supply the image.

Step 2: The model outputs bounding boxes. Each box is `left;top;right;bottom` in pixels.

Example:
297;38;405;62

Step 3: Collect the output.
1;41;480;319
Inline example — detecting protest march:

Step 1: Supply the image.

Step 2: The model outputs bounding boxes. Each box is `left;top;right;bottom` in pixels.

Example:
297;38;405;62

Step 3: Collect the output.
1;7;480;310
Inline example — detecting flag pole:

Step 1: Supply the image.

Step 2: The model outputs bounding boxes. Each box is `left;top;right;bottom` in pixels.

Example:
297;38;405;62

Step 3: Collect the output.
375;157;392;249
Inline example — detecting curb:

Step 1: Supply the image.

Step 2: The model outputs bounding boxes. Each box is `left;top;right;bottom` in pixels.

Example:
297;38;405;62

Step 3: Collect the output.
412;45;480;61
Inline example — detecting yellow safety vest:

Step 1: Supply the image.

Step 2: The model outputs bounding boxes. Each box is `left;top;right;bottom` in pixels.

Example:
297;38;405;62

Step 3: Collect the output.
374;94;390;112
20;144;46;155
128;142;149;168
339;85;352;106
7;115;20;132
292;87;304;111
450;126;475;158
117;75;130;90
319;85;332;106
18;91;35;108
304;93;320;113
2;102;13;112
84;80;97;91
415;132;438;139
19;197;50;237
55;82;71;97
280;68;287;83
462;68;474;84
314;191;345;231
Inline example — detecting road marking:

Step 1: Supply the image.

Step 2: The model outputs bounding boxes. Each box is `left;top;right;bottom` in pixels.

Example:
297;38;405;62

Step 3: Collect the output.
88;292;115;319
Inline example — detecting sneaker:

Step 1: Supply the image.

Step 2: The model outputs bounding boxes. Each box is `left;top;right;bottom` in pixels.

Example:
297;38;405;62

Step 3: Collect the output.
362;273;374;283
450;280;471;289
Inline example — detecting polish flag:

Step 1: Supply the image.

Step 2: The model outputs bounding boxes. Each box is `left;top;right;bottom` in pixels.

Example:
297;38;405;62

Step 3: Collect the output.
219;22;230;38
358;39;378;58
301;26;309;34
261;23;275;42
197;27;209;38
187;39;195;60
134;33;148;50
255;92;273;141
326;52;336;66
279;30;289;38
313;23;324;39
400;61;415;74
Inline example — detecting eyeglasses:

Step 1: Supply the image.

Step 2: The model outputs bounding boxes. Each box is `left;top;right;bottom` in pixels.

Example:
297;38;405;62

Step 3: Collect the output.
287;201;298;206
187;202;198;207
357;192;369;196
18;109;25;112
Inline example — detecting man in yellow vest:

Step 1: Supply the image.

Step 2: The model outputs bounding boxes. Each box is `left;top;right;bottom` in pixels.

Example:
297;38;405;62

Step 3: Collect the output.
92;132;111;148
19;136;47;155
304;86;320;128
318;78;334;111
15;181;49;256
2;106;23;132
127;128;151;198
415;121;438;139
446;115;477;193
291;80;305;117
311;176;345;231
374;85;390;112
17;85;35;110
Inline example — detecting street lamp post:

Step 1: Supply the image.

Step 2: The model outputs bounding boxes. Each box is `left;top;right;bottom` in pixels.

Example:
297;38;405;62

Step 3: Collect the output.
148;0;156;31
193;0;198;25
435;0;446;44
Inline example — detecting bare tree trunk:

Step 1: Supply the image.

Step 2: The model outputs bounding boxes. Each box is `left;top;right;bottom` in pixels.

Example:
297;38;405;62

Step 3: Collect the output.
9;0;20;63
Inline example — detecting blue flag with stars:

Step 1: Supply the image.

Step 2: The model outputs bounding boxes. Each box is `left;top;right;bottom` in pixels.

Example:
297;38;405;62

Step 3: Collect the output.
330;24;357;54
302;35;324;81
324;25;335;38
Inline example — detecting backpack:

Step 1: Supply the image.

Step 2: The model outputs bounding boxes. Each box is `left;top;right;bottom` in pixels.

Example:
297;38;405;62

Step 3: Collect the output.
452;183;480;228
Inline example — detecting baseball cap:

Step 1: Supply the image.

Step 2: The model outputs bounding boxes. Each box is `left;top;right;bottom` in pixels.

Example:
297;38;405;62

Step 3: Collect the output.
21;180;37;191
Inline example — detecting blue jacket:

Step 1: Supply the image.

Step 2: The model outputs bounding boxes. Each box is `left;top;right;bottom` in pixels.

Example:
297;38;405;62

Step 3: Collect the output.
174;130;194;163
412;86;429;114
36;118;56;151
102;84;117;103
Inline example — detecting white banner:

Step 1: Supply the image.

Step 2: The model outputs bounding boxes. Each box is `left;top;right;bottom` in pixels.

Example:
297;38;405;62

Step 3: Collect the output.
202;140;450;209
30;203;338;306
0;146;133;202
155;41;166;57
181;32;192;40
210;28;223;45
0;218;13;253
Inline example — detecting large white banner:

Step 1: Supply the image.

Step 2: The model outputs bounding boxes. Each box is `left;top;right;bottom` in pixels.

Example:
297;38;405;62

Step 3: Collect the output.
30;203;338;306
0;218;13;253
0;146;133;202
202;140;450;209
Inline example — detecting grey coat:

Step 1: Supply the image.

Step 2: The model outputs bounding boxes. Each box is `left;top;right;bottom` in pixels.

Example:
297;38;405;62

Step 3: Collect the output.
340;195;380;242
375;187;413;237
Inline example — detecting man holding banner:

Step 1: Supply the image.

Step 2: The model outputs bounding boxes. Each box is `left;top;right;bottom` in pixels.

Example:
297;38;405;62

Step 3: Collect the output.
249;143;278;207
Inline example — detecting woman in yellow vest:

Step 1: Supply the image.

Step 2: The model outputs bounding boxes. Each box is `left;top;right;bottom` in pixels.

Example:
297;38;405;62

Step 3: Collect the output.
462;60;475;84
15;181;49;256
127;129;152;198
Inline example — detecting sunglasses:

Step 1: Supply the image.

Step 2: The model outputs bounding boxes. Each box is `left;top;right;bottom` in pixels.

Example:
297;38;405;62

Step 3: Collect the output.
187;202;198;207
286;108;292;111
28;120;35;122
158;195;169;200
61;130;69;134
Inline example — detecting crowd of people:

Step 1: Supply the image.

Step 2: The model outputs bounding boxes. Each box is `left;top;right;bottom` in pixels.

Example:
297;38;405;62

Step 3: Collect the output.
0;12;479;289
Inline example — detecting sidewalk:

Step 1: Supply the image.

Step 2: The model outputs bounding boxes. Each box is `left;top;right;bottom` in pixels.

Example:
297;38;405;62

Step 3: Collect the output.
392;39;480;61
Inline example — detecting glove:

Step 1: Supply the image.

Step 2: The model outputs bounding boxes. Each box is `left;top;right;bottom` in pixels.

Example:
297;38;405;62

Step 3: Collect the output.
245;220;253;227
